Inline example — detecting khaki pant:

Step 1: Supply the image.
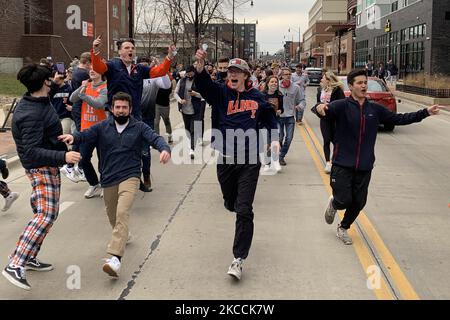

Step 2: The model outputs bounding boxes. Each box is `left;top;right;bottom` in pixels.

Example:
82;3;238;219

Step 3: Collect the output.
61;118;74;149
103;177;139;257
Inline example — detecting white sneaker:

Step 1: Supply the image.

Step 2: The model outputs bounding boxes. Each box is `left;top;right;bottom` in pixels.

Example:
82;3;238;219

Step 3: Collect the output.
324;162;332;174
260;164;272;175
60;164;70;176
2;192;19;212
102;256;121;278
324;195;337;225
227;258;244;280
337;223;353;245
272;160;282;172
84;184;102;199
61;165;80;183
75;168;86;182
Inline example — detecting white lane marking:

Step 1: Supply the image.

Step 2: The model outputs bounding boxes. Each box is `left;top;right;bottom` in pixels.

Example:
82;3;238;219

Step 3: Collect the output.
59;201;75;214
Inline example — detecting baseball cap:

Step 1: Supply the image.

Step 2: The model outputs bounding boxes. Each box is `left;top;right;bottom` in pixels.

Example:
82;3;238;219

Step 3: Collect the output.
228;58;250;74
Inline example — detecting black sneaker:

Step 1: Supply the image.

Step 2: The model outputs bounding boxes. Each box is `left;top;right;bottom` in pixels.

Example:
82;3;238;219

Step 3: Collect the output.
279;158;287;166
139;179;152;192
2;265;31;290
1;166;9;179
25;257;53;271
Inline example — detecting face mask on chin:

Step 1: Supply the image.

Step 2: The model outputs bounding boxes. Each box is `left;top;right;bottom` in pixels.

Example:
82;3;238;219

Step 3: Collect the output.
281;79;291;88
219;71;228;79
113;114;130;125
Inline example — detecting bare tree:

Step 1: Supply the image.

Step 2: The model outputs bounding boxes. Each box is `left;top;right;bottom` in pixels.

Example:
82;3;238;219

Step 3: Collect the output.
158;0;235;50
0;0;50;25
135;0;165;58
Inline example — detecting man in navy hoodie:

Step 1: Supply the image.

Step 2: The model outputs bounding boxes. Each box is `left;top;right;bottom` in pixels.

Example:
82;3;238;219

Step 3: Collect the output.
313;69;442;245
194;49;280;281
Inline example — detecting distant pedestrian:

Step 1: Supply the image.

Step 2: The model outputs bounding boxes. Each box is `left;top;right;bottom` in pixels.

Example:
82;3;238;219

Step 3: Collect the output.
312;70;345;174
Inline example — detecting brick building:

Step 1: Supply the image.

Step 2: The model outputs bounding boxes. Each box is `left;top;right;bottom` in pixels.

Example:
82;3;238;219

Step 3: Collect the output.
301;0;348;67
355;0;450;77
0;0;131;73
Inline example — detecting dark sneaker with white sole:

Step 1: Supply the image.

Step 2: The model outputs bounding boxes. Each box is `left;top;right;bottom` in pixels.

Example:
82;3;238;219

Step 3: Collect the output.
2;264;30;290
25;257;53;271
325;196;337;224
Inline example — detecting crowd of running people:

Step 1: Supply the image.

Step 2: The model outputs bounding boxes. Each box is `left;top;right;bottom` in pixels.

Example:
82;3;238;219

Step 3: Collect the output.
0;35;442;290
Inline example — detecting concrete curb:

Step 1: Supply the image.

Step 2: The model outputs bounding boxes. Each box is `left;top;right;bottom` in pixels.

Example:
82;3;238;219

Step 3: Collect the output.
5;155;21;171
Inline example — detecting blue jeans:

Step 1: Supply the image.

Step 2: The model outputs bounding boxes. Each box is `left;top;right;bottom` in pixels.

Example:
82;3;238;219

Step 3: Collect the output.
295;108;304;122
279;116;295;159
142;117;154;177
79;141;99;186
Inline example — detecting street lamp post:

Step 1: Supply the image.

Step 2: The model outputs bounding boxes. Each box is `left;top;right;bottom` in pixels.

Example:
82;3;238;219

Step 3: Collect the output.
232;0;254;58
288;25;301;62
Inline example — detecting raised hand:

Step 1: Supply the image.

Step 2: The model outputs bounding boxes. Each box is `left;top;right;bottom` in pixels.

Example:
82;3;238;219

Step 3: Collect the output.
168;45;177;59
93;35;103;53
195;49;207;73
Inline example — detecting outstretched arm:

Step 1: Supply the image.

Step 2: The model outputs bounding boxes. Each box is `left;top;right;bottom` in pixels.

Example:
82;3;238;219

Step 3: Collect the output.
193;49;221;107
379;104;443;126
91;35;108;74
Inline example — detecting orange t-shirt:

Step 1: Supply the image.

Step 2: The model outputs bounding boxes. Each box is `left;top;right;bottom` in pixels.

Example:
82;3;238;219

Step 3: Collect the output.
81;82;107;131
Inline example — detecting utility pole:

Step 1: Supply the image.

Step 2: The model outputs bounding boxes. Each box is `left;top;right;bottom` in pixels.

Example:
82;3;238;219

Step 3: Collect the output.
232;0;235;58
128;0;134;38
195;0;199;50
215;26;219;63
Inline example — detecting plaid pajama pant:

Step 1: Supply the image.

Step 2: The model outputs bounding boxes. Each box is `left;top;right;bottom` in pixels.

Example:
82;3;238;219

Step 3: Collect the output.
10;167;61;268
0;181;10;198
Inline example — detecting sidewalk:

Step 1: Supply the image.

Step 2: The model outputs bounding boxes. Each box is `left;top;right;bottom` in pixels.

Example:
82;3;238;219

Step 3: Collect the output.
0;130;16;159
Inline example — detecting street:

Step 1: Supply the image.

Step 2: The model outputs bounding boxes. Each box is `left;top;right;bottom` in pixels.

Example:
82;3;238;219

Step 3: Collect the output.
0;87;449;300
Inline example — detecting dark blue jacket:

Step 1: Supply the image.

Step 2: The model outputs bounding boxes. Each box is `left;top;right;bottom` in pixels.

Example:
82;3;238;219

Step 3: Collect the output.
103;58;152;120
314;96;429;171
12;95;67;170
74;116;170;187
194;69;278;162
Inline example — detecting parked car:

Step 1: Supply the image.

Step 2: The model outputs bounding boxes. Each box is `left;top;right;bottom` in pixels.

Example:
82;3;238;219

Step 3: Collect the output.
305;67;323;85
340;76;398;131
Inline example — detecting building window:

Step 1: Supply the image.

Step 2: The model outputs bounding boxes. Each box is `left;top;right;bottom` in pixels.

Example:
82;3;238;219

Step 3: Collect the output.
391;1;398;12
250;43;254;47
113;5;119;18
403;0;407;7
355;40;369;68
356;14;361;26
446;12;450;20
400;41;424;74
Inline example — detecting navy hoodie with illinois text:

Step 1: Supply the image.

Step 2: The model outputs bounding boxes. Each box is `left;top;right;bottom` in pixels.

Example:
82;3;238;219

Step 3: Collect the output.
194;69;278;163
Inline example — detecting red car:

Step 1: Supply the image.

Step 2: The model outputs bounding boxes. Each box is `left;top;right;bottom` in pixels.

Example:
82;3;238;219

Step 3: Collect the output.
340;77;397;131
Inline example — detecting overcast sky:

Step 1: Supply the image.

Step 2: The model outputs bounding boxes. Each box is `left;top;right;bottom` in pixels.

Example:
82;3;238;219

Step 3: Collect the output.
234;0;316;54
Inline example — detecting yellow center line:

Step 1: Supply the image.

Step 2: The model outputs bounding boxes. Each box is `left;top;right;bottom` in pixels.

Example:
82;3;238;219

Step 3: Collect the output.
301;119;420;300
298;122;394;300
